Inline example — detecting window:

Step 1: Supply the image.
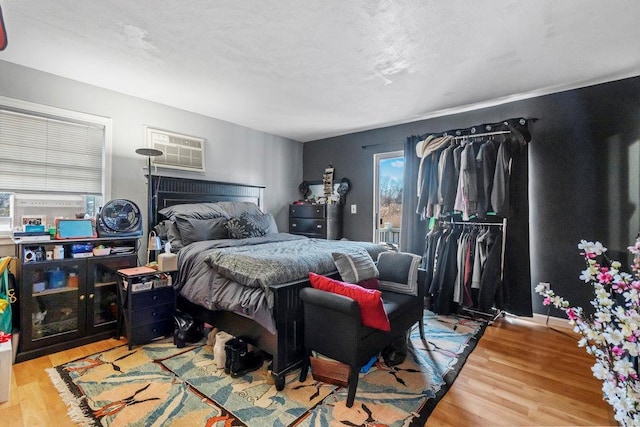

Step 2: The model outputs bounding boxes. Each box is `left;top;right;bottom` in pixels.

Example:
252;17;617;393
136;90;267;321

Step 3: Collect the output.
0;193;11;235
0;96;111;235
373;151;404;246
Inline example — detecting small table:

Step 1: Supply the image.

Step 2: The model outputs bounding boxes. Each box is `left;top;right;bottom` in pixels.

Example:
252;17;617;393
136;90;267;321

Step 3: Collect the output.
116;267;176;349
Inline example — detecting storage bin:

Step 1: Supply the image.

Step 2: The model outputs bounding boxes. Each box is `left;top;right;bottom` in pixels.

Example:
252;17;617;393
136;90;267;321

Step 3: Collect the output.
310;355;349;387
0;339;11;402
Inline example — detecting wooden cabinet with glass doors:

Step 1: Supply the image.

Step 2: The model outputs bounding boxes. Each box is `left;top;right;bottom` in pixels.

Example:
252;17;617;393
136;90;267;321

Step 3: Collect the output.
14;237;138;362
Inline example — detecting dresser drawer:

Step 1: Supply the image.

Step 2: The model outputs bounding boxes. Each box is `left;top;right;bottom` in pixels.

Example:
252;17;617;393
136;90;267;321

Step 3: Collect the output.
130;320;174;346
131;303;174;325
290;204;326;219
130;286;174;309
289;218;326;237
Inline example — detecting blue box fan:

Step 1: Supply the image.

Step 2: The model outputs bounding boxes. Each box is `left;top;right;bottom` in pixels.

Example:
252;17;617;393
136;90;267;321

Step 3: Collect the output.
96;199;143;237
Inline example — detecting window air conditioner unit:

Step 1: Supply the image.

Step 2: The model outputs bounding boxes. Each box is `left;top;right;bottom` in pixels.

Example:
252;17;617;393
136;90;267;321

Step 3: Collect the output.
145;127;205;172
13;194;84;208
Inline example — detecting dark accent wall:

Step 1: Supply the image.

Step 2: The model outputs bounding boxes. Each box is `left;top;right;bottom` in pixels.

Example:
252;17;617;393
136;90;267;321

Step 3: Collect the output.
304;75;640;317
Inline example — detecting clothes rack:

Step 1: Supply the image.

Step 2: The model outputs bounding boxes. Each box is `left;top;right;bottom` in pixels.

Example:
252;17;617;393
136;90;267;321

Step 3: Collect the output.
441;219;503;227
433;216;508;324
451;130;510;140
415;117;534;322
416;117;533;148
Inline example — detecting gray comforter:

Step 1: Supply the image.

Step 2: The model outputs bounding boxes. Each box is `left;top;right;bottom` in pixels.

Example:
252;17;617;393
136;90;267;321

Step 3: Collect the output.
175;233;388;333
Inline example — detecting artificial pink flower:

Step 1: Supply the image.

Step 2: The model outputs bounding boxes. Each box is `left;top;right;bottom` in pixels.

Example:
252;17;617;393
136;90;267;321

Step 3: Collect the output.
597;271;613;284
566;307;578;320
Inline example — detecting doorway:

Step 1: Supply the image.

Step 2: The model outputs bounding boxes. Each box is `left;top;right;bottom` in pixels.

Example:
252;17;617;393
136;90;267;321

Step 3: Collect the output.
373;151;404;247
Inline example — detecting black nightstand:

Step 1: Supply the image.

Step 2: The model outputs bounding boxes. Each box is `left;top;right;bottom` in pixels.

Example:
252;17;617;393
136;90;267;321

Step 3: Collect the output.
116;267;176;349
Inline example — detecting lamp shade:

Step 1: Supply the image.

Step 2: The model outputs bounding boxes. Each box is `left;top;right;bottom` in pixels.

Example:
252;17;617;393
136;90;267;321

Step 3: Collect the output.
147;230;162;251
135;148;163;158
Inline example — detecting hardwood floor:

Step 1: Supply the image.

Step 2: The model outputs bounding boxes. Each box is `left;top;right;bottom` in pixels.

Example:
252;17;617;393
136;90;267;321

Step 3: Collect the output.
429;315;614;426
0;316;614;426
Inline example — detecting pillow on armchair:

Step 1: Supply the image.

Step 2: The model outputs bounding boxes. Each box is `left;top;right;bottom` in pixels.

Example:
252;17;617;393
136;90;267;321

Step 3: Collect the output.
376;252;422;296
332;250;380;289
308;272;390;331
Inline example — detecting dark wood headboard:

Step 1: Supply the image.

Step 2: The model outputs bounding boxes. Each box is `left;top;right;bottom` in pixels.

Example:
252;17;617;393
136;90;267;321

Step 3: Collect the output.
149;175;265;229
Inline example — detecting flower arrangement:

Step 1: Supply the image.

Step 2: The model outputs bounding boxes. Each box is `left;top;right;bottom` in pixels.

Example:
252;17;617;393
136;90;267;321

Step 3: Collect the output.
535;240;639;426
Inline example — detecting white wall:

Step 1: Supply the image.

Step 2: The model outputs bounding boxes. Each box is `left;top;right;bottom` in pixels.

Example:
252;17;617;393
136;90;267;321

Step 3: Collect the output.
0;60;303;255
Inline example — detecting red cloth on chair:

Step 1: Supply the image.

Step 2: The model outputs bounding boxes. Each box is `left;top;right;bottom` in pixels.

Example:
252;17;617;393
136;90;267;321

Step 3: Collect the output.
308;272;390;331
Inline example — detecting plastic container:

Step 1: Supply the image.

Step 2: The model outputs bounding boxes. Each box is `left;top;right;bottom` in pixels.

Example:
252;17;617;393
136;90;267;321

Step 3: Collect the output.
53;245;64;260
92;247;110;256
67;272;79;288
48;268;66;289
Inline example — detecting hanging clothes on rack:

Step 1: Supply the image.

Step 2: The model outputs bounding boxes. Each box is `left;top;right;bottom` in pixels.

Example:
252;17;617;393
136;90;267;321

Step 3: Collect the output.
414;118;531;221
438;141;458;214
428;222;461;315
478;230;504;312
453;140;480;220
410;117;534;319
415;135;453;220
475;138;500;218
424;220;504;316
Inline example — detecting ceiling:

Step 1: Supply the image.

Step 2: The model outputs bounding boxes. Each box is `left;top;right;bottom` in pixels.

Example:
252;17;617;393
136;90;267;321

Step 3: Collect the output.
1;1;640;142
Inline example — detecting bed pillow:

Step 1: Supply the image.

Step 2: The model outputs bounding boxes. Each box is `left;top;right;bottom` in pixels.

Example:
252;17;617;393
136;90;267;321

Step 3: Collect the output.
153;220;171;240
377;252;422;296
215;201;263;218
158;202;229;221
308;272;390;331
332;250;379;284
175;216;228;246
153;219;184;250
225;213;268;239
166;221;184;250
242;211;277;235
264;212;279;234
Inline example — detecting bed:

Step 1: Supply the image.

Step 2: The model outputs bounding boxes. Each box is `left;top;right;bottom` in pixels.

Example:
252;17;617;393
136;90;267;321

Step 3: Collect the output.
150;176;389;389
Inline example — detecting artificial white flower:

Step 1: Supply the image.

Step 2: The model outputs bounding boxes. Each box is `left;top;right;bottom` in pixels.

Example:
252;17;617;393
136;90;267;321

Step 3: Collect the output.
622;341;639;357
536;239;639;425
613;359;636;377
595;311;611;323
620;321;636;338
580;269;594;283
592;362;609;380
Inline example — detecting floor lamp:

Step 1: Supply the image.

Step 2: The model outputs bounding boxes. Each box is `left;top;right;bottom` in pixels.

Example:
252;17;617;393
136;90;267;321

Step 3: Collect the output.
135;148;163;263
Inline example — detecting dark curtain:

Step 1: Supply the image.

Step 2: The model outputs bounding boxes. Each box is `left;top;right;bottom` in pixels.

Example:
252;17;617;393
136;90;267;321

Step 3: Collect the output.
400;135;427;255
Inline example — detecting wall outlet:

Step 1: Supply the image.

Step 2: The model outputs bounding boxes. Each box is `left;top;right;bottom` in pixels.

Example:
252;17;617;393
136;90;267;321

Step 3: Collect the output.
539;282;550;291
350;204;357;214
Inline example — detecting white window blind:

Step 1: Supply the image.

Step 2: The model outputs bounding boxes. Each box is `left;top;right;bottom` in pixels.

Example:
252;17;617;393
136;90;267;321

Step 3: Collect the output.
0;109;104;194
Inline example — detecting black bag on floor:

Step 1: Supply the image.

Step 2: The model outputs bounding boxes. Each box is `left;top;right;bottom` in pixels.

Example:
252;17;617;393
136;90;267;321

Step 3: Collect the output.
173;311;204;348
381;334;408;367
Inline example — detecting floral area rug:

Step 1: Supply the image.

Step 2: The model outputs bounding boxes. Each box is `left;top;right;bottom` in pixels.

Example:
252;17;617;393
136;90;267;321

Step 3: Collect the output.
47;311;486;426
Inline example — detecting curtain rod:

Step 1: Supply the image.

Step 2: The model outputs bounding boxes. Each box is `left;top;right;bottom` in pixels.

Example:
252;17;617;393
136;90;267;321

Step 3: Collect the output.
361;139;404;150
452;130;510;140
361;117;537;150
440;219;504;226
418;117;536;142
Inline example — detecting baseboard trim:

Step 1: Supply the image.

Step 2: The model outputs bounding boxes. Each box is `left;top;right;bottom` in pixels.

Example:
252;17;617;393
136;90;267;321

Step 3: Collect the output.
530;313;573;330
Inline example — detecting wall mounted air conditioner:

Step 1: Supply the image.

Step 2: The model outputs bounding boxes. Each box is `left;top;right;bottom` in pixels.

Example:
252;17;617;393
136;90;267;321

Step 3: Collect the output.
145;127;205;172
